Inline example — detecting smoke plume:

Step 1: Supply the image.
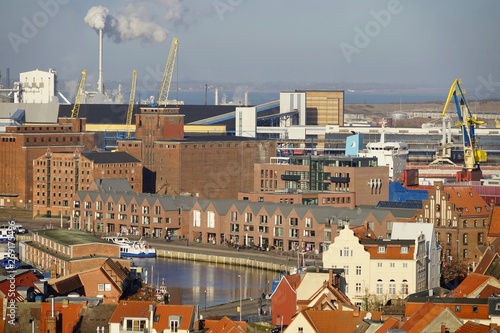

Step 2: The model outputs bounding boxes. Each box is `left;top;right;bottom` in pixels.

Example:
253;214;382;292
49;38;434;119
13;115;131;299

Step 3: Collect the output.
84;5;167;43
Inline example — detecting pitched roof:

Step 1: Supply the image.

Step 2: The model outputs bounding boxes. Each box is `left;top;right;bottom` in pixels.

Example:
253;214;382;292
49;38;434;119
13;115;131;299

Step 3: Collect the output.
400;303;449;333
204;316;245;333
443;186;489;217
454;321;491;333
0;270;42;301
374;317;400;333
153;304;195;332
79;304;119;333
93;178;133;193
489;205;500;237
109;300;155;323
474;247;498;275
40;302;83;333
300;309;382;333
447;273;497;298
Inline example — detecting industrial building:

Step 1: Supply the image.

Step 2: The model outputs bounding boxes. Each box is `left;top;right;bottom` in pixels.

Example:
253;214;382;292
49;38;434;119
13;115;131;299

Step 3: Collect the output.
0;117;94;208
32;150;142;218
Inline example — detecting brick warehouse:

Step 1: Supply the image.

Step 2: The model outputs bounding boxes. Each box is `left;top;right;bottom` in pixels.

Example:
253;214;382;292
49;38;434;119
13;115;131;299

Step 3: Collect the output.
32;150;142;218
0;117;94;208
116;106;276;198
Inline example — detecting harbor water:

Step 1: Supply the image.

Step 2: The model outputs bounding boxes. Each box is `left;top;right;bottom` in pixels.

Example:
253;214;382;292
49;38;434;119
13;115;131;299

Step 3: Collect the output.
134;257;280;308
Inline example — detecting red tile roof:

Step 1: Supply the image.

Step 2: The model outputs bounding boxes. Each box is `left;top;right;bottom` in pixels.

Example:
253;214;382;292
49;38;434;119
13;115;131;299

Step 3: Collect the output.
39;302;83;333
301;309;382;333
374;317;400;333
448;273;493;298
455;321;491;333
350;225;376;240
474;247;497;275
400;302;448;333
109;300;155;323
363;243;415;260
489;205;500;237
444;186;489;217
0;271;42;301
205;316;245;333
153;304;195;332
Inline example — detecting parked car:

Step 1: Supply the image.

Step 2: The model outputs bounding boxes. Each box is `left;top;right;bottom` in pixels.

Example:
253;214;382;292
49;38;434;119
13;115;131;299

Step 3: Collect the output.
13;224;27;234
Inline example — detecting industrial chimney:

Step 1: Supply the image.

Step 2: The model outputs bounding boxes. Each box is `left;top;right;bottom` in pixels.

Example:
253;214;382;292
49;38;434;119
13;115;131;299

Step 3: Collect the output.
98;28;104;95
215;88;219;105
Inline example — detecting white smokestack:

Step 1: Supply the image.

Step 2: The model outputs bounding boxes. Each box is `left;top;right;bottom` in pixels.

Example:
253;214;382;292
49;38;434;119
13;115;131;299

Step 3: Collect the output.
98;28;103;95
215;88;219;105
244;92;248;106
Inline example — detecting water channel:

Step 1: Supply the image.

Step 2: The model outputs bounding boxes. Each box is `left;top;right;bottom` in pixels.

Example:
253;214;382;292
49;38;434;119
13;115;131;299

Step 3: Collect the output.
134;257;281;308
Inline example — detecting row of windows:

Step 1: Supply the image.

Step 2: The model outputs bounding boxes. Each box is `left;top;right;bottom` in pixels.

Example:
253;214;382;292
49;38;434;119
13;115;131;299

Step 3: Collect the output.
443;232;484;245
26;136;79;143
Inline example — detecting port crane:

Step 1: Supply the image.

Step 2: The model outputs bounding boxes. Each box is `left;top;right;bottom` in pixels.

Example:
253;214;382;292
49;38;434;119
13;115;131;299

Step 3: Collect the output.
157;38;179;106
71;70;87;118
441;79;487;180
126;70;137;138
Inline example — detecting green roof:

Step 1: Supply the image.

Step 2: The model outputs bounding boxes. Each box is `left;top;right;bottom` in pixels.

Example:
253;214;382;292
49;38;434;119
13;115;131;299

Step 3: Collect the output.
35;229;112;246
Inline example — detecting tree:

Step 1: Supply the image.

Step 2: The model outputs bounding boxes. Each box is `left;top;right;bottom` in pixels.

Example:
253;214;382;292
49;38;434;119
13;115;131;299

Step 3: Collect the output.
441;259;469;289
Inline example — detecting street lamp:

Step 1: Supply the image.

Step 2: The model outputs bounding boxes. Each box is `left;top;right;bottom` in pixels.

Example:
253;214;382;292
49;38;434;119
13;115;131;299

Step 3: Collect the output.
238;274;242;322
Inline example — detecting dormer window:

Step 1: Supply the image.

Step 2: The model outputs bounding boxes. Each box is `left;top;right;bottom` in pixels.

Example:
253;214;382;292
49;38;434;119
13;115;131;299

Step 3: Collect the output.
378;246;386;253
401;246;408;254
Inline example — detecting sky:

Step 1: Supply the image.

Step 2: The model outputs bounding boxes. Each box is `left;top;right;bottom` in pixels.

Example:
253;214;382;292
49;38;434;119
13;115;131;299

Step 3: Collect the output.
1;0;500;99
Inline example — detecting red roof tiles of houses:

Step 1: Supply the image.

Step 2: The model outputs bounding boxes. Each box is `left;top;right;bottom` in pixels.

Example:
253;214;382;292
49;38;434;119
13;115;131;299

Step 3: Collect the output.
0;271;41;302
109;300;155;323
400;302;448;333
455;321;491;333
447;273;493;298
153;304;195;332
444;186;489;217
205;316;245;333
301;309;382;333
39;302;83;333
489;205;500;237
374;317;400;333
475;247;497;275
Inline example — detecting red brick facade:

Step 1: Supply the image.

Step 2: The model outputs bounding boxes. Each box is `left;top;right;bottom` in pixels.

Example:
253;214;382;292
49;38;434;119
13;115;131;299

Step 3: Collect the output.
0;117;94;208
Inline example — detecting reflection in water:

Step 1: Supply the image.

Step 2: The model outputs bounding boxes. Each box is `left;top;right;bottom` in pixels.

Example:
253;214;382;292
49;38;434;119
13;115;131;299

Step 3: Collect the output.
134;257;281;307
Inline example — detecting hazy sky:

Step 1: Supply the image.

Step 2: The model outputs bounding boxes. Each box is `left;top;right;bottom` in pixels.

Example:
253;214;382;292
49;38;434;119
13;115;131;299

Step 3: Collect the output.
1;0;500;98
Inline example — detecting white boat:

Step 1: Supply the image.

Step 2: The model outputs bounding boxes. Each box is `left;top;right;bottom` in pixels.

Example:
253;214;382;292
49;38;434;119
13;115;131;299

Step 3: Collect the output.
102;237;156;258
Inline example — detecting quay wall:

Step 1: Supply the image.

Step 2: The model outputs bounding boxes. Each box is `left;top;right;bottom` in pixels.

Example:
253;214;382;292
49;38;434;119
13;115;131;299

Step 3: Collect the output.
156;249;295;273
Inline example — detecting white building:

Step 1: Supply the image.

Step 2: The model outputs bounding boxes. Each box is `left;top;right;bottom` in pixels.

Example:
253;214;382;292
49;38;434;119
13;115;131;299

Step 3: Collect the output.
323;226;427;309
19;69;57;103
390;222;441;289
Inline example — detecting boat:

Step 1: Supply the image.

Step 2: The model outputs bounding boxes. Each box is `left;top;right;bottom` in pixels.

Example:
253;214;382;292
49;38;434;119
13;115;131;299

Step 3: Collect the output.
101;237;156;258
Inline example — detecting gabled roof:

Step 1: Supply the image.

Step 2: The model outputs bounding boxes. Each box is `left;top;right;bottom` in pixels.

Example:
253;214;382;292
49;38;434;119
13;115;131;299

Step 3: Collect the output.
400;302;457;333
455;321;491;333
109;300;155;323
374;317;399;333
489;205;500;237
448;273;500;298
0;270;42;301
153;304;195;332
295;272;331;301
204;316;245;333
93;178;133;193
299;309;382;333
350;224;376;240
475;247;500;279
443;186;489;217
40;302;83;333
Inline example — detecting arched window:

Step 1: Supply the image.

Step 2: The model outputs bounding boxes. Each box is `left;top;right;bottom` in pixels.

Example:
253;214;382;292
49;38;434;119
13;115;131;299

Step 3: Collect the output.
401;280;409;295
389;279;396;295
376;279;383;295
463;220;468;228
463;233;468;245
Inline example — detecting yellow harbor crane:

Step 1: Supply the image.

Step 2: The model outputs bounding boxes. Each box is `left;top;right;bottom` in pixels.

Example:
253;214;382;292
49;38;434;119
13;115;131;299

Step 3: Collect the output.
126;70;137;138
157;38;179;106
71;70;86;118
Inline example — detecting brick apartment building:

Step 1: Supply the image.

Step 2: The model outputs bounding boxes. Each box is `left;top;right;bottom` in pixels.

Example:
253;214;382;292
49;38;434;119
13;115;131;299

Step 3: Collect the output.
20;228;127;276
415;181;491;267
72;179;415;253
252;155;389;206
0;117;94;208
32;150;142;218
